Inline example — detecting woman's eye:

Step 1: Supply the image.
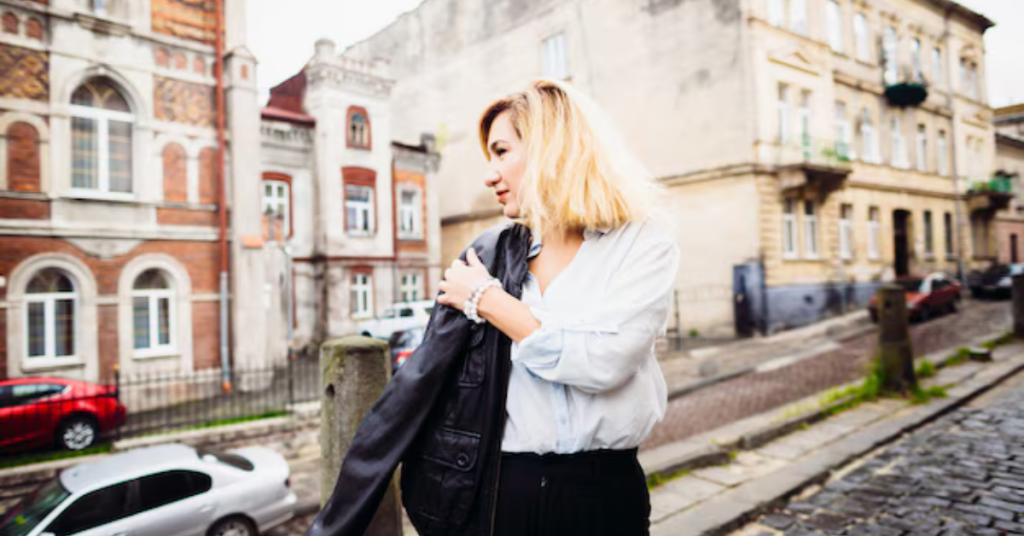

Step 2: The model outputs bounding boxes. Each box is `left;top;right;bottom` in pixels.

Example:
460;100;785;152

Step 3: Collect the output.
495;148;506;157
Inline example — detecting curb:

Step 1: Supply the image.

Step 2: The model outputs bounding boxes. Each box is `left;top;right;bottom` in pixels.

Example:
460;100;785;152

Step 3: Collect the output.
650;339;1024;536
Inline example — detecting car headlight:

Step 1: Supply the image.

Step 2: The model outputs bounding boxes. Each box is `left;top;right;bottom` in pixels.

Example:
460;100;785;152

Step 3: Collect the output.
999;276;1012;287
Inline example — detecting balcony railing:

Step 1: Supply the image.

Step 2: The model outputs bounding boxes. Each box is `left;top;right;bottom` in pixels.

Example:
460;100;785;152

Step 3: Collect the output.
777;135;853;169
968;175;1014;195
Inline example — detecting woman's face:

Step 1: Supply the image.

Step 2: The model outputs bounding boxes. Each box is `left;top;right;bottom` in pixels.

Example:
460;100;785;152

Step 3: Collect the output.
484;111;526;219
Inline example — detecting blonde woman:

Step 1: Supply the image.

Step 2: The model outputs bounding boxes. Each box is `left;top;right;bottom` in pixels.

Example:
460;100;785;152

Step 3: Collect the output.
306;80;679;536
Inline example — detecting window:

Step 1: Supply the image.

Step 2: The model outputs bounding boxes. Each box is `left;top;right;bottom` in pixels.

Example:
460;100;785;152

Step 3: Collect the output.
937;130;949;176
351;272;373;318
71;79;134;194
834;101;850;159
867;206;880;259
943;212;953;257
827;1;843;52
400;272;422;302
789;0;807;35
398;187;422;240
345;185;374;235
541;32;569;80
132;270;173;355
916;124;927;171
922;210;934;256
854;13;869;61
799;91;812;157
860;109;878;163
782;199;797;259
45;482;132;536
890;113;906;168
347;107;371;149
262;179;290;241
932;47;943;86
883;26;898;85
777;84;790;144
138;471;212;513
804;200;818;258
840;204;853;259
769;0;785;27
1;383;66;408
25;269;76;361
911;38;922;81
960;58;979;99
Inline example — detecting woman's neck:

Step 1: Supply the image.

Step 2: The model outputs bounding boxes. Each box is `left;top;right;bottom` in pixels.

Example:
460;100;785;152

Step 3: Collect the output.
540;227;584;247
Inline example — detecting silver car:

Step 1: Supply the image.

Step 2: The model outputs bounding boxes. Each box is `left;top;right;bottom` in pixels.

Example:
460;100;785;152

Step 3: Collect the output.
0;443;297;536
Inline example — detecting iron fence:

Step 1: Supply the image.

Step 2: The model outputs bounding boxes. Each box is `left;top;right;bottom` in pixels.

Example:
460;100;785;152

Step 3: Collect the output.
0;356;320;463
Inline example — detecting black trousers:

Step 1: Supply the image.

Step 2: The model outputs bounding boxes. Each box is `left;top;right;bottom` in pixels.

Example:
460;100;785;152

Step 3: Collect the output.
493;448;651;536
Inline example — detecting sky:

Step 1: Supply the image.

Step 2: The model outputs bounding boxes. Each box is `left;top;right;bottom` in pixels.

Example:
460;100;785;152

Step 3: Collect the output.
247;0;1023;108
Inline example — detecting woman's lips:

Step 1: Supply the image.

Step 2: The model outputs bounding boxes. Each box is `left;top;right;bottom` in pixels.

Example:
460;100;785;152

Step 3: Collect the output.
497;191;508;202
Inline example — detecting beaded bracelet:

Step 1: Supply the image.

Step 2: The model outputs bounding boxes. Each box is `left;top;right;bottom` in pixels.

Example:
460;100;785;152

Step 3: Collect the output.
464;278;502;324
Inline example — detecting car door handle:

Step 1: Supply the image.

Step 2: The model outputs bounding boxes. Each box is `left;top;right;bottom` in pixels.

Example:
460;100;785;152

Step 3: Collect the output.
199;504;214;513
112;532;128;536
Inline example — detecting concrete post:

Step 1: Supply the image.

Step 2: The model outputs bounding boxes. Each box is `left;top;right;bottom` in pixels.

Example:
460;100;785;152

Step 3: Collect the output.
1013;274;1024;339
319;337;402;536
875;284;918;395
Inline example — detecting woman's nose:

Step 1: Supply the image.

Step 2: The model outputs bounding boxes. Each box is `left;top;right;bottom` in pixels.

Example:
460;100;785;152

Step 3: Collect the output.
484;170;500;187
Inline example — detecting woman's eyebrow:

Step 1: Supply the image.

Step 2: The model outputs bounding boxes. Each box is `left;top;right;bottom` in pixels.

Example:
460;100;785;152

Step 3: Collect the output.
489;140;506;153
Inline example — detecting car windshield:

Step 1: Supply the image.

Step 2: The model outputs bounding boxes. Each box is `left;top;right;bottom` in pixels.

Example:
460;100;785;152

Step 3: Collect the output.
197;448;254;471
0;478;70;536
897;279;925;293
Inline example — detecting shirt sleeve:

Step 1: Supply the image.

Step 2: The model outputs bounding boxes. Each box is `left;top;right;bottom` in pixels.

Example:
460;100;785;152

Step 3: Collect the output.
513;226;680;393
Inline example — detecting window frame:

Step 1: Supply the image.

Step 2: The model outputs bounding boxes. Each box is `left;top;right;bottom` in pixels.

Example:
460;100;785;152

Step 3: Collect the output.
541;32;570;81
883;26;899;85
910;38;922;81
131;272;176;359
944;211;954;258
345;184;375;236
834;101;851;159
789;0;807;35
890;113;907;169
932;47;943;86
351;272;373;319
261;178;291;240
803;200;819;259
346;106;372;150
826;0;843;53
400;272;423;303
24;273;78;366
798;90;812;157
937;129;949;176
915;124;928;172
397;185;423;240
69;89;135;198
923;210;934;256
867;206;880;260
782;199;798;260
854;13;869;62
777;84;790;144
839;203;854;260
860;109;878;163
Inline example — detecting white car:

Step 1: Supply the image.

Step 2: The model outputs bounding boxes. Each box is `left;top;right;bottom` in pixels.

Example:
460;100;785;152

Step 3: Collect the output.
357;300;434;339
0;443;296;536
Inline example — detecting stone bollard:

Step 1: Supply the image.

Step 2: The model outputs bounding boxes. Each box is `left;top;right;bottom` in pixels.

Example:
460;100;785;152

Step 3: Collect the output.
875;284;918;395
1014;274;1024;339
320;336;402;536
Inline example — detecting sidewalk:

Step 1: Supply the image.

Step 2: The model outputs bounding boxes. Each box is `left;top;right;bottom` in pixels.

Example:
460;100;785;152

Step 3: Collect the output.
646;334;1024;536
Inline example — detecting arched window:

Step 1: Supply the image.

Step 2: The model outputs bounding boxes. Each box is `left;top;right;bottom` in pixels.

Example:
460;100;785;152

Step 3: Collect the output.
347;106;371;150
25;268;77;360
132;269;174;354
71;79;134;194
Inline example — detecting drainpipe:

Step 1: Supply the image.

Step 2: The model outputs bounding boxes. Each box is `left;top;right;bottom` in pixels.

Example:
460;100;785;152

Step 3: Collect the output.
944;7;967;283
215;0;231;392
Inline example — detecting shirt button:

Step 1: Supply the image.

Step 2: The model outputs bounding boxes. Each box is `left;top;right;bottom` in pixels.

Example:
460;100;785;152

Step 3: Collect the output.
540;477;548;488
456;453;469;467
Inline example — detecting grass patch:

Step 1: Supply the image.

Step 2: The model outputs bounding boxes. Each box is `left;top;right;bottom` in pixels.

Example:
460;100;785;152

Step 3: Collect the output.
982;332;1015;351
916;360;937;379
647;468;690;490
138;410;291;439
910;385;948;405
0;443;112;470
688;329;700;339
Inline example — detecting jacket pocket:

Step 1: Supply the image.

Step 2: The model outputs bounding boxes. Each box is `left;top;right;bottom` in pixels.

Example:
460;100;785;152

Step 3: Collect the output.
402;427;482;529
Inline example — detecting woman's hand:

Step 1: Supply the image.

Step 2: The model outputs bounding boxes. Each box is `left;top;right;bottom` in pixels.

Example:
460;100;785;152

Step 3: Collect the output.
437;248;493;312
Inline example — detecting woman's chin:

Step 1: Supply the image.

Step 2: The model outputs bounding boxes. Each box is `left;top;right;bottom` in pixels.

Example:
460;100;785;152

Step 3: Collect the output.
502;204;521;219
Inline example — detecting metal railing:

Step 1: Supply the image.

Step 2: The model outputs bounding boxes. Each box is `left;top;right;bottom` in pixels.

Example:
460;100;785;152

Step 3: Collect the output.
775;135;853;169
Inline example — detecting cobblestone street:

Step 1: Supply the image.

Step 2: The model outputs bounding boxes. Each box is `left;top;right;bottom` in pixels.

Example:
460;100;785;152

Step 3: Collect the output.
737;369;1024;536
644;300;1012;450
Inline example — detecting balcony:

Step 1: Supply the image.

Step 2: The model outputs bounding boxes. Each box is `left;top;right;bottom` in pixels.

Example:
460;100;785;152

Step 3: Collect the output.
883;64;929;108
966;174;1014;214
775;135;853;194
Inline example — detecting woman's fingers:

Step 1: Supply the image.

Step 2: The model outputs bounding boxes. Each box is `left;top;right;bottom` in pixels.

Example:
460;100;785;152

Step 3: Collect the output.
466;247;482;267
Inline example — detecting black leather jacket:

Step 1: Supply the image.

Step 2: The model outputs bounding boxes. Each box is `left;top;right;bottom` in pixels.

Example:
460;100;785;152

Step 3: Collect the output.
305;223;533;536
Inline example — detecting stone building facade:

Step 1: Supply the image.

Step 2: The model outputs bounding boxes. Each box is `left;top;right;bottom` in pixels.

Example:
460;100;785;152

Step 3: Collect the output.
0;0;264;382
348;0;998;336
992;104;1024;264
259;39;442;348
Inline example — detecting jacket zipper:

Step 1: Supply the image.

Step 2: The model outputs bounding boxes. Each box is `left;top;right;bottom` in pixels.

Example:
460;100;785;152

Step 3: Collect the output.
488;234;532;536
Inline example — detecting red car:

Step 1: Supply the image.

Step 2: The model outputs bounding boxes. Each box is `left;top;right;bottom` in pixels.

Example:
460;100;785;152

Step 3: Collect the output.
868;273;962;322
0;377;126;453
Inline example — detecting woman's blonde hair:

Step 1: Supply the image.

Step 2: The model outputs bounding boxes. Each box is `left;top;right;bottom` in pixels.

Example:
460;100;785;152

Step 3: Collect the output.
478;79;662;238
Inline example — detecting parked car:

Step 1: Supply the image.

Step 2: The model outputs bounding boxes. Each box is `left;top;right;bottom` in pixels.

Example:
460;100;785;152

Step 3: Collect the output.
387;327;426;373
867;273;962;322
357;300;434;339
0;443;296;536
966;263;1024;299
0;378;126;453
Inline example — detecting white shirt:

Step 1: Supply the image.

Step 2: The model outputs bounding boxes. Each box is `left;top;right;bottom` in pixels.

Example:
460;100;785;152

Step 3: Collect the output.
501;219;680;454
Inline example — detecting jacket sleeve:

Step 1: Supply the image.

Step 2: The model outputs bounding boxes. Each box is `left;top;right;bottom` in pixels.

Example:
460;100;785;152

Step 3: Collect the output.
304;248;481;536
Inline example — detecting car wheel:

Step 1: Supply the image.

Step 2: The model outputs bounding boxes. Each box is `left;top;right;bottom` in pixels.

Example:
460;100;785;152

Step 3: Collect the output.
917;307;929;322
208;517;256;536
949;299;958;313
57;415;98;451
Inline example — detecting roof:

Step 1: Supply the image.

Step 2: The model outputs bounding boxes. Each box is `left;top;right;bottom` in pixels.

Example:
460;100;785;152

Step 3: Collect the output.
926;0;995;31
262;105;315;126
60;444;199;493
995;104;1024;122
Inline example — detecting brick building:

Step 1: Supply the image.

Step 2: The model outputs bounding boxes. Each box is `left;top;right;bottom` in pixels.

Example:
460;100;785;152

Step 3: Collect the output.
259;39;442;347
0;0;264;382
